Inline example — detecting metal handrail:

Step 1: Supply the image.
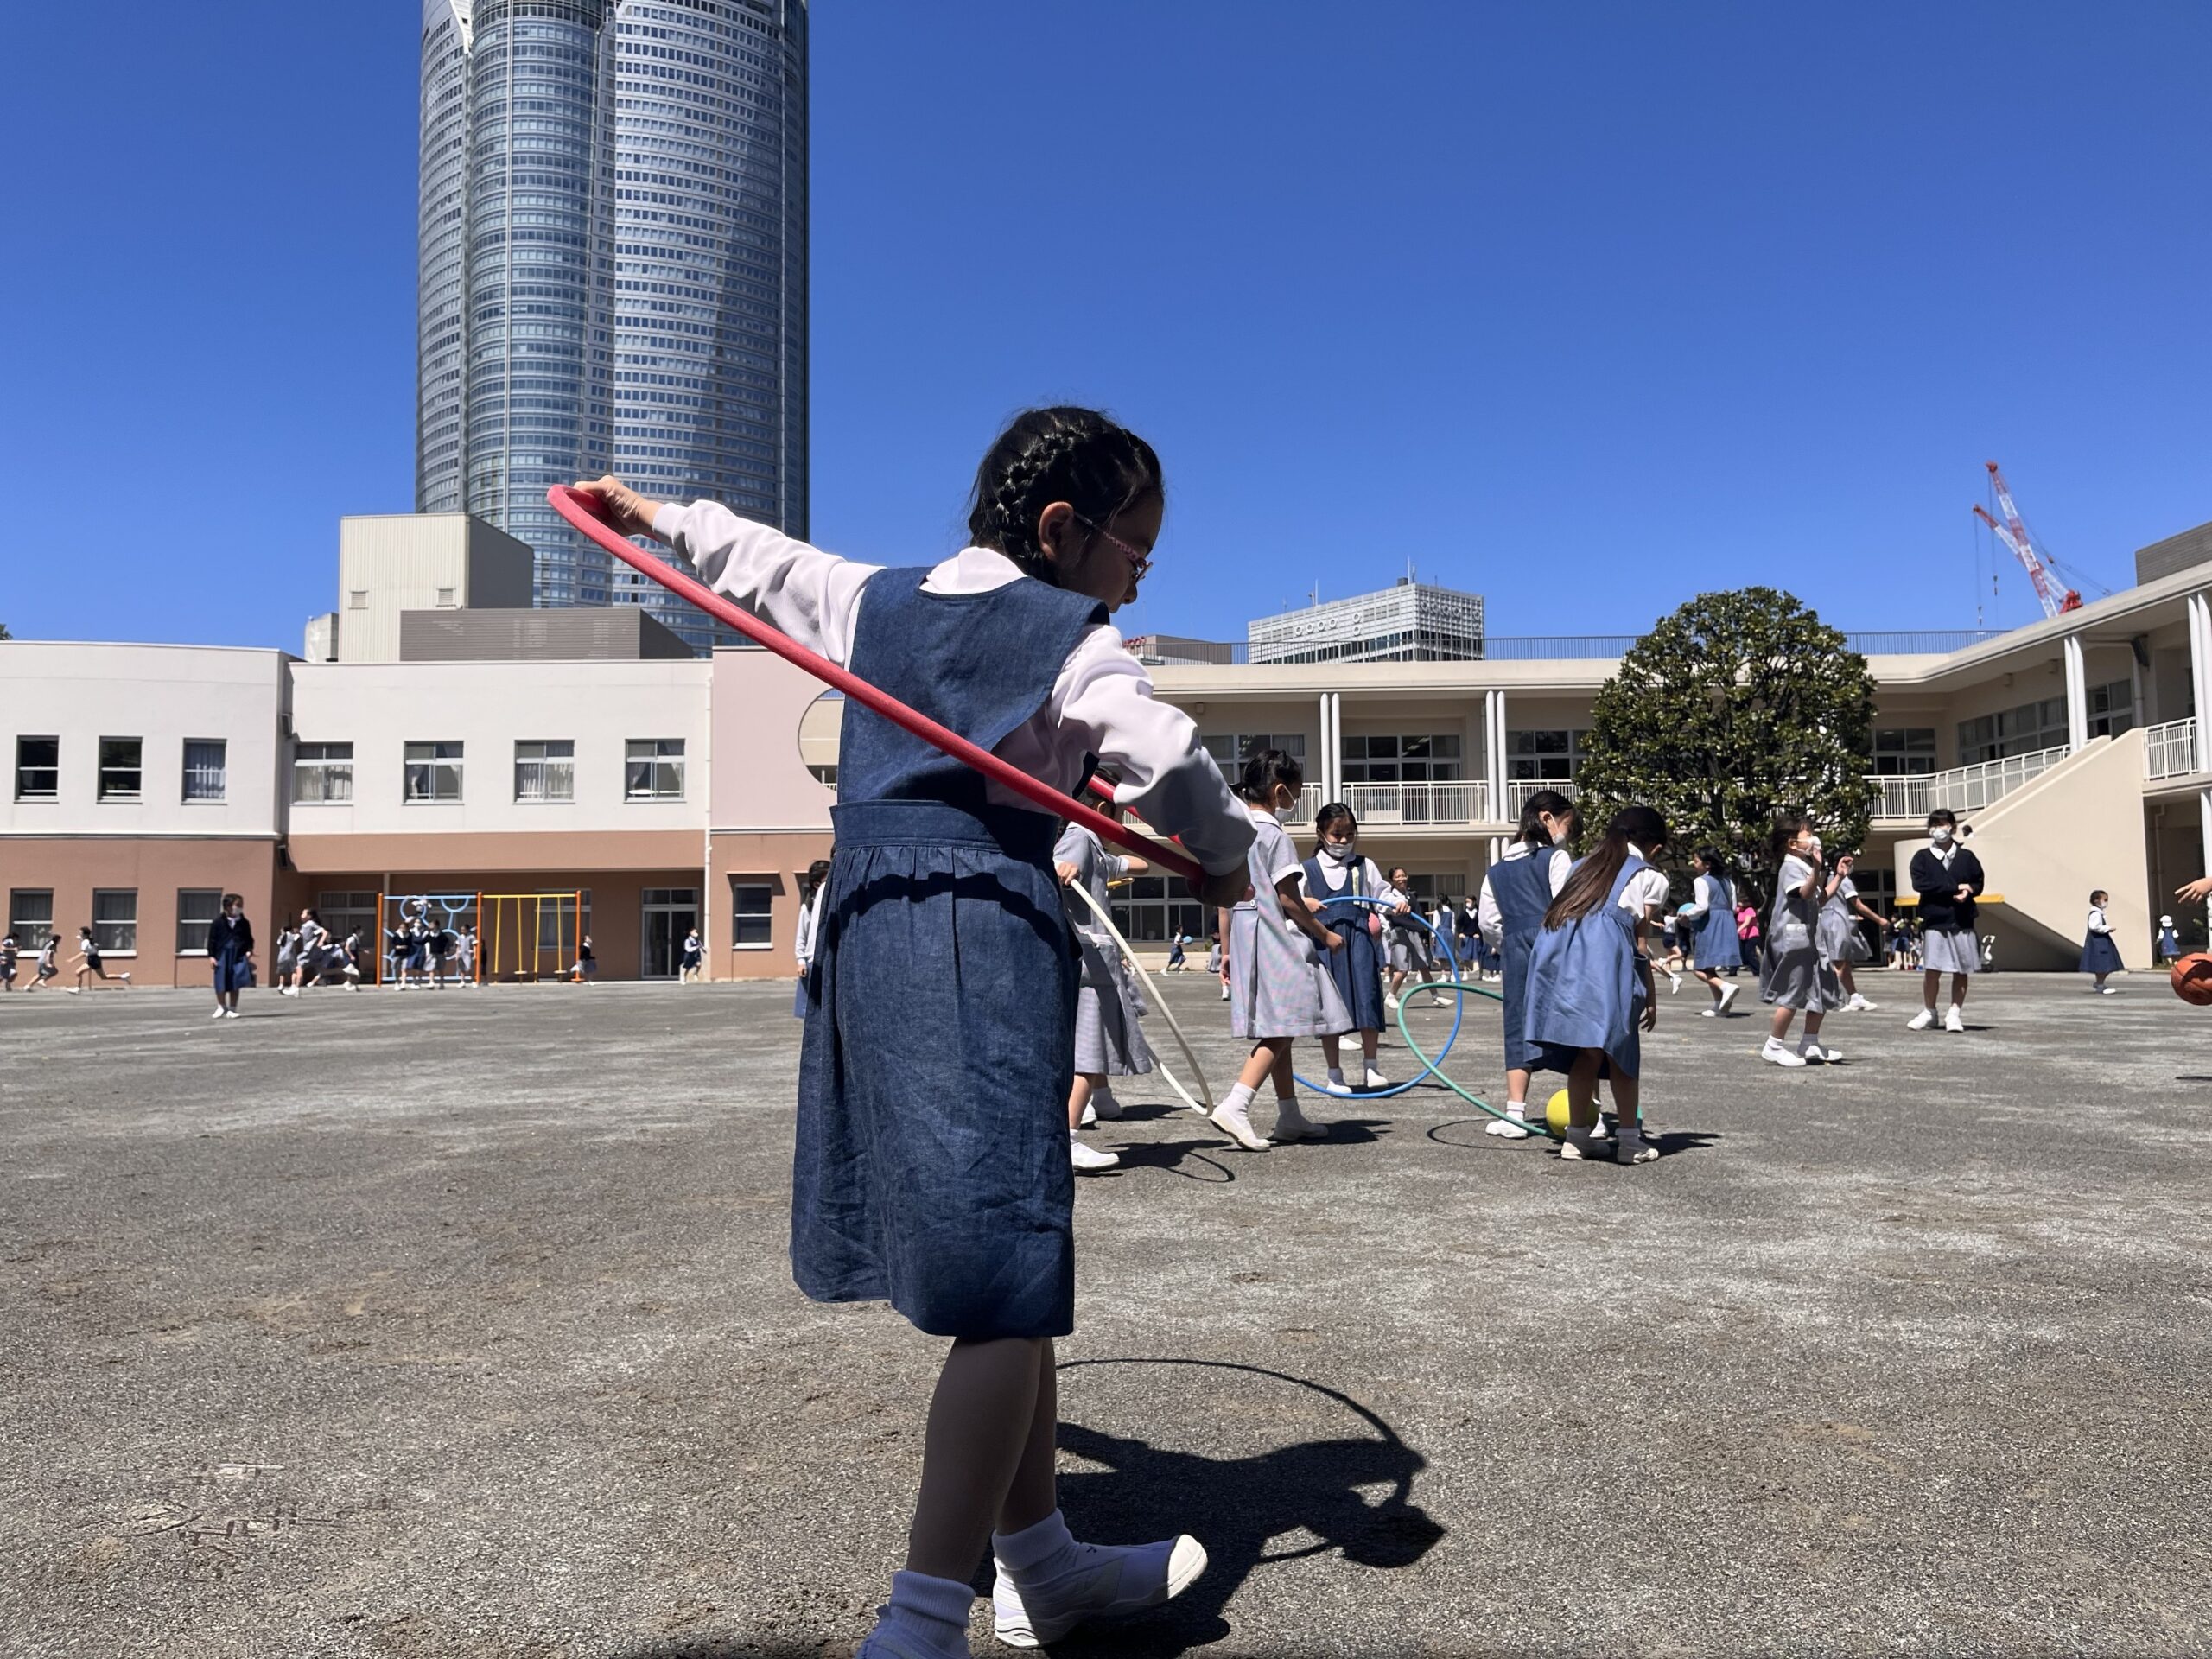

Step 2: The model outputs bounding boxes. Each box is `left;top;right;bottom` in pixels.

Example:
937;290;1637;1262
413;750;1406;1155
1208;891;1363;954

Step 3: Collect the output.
1867;743;2071;820
2144;717;2199;782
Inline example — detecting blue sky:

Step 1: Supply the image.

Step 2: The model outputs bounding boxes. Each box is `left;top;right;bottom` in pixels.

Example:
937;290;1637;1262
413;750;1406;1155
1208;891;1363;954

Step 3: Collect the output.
6;3;2208;650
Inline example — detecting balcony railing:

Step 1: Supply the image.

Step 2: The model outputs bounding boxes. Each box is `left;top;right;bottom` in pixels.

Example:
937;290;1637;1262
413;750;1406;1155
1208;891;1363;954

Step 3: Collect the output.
2144;717;2200;782
1501;779;1579;820
1867;744;2071;821
1344;780;1491;826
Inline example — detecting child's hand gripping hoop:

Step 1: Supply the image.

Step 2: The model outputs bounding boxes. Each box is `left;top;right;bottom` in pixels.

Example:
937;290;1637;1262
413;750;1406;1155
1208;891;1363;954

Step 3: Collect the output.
547;486;1205;883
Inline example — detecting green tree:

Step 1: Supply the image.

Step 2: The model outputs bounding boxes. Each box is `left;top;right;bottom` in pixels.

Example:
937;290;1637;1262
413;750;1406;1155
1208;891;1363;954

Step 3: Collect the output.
0;622;10;639
1573;588;1878;892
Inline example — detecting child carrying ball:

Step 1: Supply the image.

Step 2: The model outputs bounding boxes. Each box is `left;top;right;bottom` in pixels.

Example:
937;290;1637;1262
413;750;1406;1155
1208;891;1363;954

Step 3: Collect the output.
575;406;1252;1656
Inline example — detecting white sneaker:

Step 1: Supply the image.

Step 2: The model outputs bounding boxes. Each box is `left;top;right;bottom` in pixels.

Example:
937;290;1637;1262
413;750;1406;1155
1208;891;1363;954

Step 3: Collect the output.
1667;971;1682;994
1717;982;1741;1015
1078;1100;1098;1128
2097;986;2120;996
992;1534;1207;1648
1845;994;1876;1012
1092;1092;1123;1121
1484;1109;1532;1139
1209;1101;1271;1152
1797;1039;1840;1065
210;1007;227;1020
1762;1038;1808;1067
1384;993;1402;1014
67;988;79;995
1362;1065;1389;1090
1557;1129;1600;1160
1218;984;1230;1001
1944;1007;1965;1033
1906;1008;1936;1031
1269;1102;1325;1142
1699;1006;1718;1018
225;1007;241;1019
279;987;296;998
1069;1135;1120;1173
1426;994;1450;1008
1321;1071;1354;1096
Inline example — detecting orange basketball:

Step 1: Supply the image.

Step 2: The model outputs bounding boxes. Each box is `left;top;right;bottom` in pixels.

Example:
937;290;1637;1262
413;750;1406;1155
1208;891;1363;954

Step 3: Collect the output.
2171;953;2212;1006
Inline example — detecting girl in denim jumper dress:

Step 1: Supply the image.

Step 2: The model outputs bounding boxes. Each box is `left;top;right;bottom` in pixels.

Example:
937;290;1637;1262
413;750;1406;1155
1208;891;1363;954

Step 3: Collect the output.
574;409;1253;1657
1476;788;1578;1137
1682;847;1743;1017
1305;804;1395;1093
1524;805;1670;1165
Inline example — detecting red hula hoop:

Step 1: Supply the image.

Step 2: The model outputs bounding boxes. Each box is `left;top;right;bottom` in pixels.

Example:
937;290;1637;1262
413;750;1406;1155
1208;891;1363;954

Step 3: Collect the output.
547;486;1205;882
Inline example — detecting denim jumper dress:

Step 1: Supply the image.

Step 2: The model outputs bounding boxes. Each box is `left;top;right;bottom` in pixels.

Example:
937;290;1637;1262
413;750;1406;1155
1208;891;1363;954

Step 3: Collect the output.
1692;874;1741;970
1524;855;1649;1079
791;568;1103;1341
1491;845;1563;1074
1303;855;1387;1031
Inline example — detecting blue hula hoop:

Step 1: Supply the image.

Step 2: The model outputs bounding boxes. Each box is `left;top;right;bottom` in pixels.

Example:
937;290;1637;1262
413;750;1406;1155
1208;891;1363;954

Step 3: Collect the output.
1287;895;1467;1100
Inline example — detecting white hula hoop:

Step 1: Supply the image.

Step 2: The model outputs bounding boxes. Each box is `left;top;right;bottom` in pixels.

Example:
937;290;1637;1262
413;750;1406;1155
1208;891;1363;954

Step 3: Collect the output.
1064;879;1214;1116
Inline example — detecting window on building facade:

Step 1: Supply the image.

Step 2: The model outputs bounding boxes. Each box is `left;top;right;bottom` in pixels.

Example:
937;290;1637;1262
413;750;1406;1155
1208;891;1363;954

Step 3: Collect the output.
514;740;575;803
1106;874;1209;946
732;881;772;948
14;736;58;800
182;740;227;802
404;741;465;803
2086;678;2136;740
348;590;368;610
1200;734;1307;769
1341;734;1464;784
1505;729;1588;780
537;892;591;955
435;588;457;608
293;742;354;803
626;738;685;799
92;889;138;954
9;889;54;950
1871;728;1937;776
97;737;143;801
1957;696;2069;766
318;892;383;956
176;889;223;956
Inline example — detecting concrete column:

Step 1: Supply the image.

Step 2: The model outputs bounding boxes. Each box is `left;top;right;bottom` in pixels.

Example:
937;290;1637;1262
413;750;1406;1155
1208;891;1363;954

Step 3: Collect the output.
2189;594;2212;760
1329;691;1344;805
1484;689;1507;823
2063;633;2088;751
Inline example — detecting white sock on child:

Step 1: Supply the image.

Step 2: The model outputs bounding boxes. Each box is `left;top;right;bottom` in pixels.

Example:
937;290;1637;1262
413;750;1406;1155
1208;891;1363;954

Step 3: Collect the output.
1222;1082;1255;1112
867;1569;972;1657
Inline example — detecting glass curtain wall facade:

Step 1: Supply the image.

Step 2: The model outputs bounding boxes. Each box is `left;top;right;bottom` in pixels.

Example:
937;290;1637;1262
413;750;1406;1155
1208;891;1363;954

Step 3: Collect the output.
416;0;809;654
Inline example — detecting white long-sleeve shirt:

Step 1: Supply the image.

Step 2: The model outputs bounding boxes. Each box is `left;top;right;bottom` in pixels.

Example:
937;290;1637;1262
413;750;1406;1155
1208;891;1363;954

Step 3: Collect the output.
795;891;823;970
653;501;1253;876
1681;871;1728;921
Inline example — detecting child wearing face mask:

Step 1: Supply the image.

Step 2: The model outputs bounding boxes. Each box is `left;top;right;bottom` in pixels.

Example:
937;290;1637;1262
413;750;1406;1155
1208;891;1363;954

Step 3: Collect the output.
1478;788;1580;1137
1303;804;1395;1093
1214;749;1353;1150
574;405;1254;1657
1909;808;1983;1032
1680;846;1743;1016
1759;816;1847;1066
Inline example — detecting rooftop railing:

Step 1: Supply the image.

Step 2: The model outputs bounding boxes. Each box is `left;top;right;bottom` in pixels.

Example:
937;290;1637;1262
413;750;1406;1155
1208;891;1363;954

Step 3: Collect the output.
2144;717;2199;782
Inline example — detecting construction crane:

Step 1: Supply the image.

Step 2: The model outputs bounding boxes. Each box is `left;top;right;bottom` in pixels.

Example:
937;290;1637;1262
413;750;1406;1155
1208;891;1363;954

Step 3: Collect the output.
1971;460;2082;620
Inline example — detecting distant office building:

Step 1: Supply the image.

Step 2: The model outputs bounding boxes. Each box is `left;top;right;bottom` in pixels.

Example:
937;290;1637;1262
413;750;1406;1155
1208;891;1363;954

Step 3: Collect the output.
1125;634;1236;667
1248;578;1485;665
415;0;809;655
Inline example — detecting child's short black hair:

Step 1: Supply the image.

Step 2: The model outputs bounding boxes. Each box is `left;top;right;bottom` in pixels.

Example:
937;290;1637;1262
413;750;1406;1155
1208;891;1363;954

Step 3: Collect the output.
1313;803;1357;838
1237;747;1303;804
1926;808;1957;830
966;406;1162;582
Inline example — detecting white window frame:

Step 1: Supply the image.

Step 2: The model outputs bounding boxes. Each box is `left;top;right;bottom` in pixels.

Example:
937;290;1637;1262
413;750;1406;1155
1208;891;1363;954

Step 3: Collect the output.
731;880;773;950
513;739;575;804
404;741;465;804
98;736;143;802
293;741;354;804
92;888;138;956
176;888;223;956
182;738;227;803
626;738;686;801
8;888;54;951
14;736;59;801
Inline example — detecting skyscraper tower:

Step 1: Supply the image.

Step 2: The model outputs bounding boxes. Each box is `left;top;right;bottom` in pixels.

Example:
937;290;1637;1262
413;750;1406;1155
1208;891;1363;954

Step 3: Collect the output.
414;0;808;653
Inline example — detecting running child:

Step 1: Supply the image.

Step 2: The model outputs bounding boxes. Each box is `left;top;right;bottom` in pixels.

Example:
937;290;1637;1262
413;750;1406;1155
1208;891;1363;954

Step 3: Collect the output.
1304;804;1396;1094
24;934;60;991
1679;846;1743;1017
575;405;1250;1654
1215;750;1352;1149
1760;817;1845;1066
2157;913;2180;965
1908;808;1983;1032
67;925;131;994
0;934;15;992
1820;850;1886;1013
570;933;596;984
1056;812;1153;1173
1523;804;1669;1164
1477;788;1577;1138
2080;889;2123;993
679;925;704;984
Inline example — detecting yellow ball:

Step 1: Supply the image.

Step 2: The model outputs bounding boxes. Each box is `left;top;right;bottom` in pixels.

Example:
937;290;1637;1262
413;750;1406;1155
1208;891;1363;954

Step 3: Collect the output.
1544;1089;1572;1135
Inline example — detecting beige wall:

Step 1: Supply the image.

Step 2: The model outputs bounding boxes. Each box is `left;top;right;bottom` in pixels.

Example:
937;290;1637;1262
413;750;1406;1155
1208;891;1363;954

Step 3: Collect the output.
1;836;279;988
334;514;533;664
0;643;287;838
709;829;833;980
709;649;836;831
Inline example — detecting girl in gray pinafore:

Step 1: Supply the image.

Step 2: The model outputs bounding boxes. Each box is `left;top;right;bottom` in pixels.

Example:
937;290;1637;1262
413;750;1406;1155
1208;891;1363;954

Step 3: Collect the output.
1215;749;1355;1151
1760;816;1846;1067
583;408;1255;1656
1056;816;1154;1173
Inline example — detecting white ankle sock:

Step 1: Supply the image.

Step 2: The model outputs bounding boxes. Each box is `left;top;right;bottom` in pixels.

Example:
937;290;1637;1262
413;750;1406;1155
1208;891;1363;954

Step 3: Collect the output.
1220;1082;1255;1112
880;1569;972;1653
1504;1100;1527;1119
993;1507;1077;1579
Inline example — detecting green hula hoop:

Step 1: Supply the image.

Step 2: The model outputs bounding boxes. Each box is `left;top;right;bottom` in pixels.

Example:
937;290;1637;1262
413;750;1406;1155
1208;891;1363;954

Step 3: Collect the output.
1392;978;1564;1141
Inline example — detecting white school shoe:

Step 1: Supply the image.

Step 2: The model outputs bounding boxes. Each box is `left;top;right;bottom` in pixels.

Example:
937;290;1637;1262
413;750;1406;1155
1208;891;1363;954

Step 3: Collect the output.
225;1007;241;1018
1218;983;1230;1001
1321;1071;1355;1096
1906;1008;1936;1031
1363;1065;1390;1090
991;1534;1208;1649
2096;986;2120;996
1716;982;1741;1015
1796;1039;1840;1065
1208;1101;1271;1152
1269;1101;1325;1141
1944;1007;1966;1033
210;1007;228;1020
1666;970;1682;994
1078;1100;1098;1128
1384;992;1402;1014
1484;1109;1533;1139
1069;1135;1120;1173
1761;1037;1808;1068
1844;994;1877;1013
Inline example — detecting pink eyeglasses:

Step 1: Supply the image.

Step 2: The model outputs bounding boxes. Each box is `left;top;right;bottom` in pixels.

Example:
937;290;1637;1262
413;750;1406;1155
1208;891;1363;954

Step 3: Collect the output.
1073;513;1154;580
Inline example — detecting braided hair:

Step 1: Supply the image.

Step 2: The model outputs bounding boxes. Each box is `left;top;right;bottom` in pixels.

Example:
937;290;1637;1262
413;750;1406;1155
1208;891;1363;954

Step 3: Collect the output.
965;407;1163;582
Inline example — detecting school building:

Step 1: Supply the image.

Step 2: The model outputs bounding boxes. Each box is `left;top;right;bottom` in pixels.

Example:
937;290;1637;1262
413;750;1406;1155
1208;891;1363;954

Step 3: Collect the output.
7;517;2212;984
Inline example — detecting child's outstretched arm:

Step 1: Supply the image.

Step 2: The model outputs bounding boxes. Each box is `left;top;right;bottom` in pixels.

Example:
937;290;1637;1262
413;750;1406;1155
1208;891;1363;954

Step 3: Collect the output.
574;476;881;667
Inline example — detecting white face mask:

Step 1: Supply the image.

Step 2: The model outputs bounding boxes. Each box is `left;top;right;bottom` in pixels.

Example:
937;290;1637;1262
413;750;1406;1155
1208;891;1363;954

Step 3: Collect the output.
1323;842;1357;863
1930;827;1954;846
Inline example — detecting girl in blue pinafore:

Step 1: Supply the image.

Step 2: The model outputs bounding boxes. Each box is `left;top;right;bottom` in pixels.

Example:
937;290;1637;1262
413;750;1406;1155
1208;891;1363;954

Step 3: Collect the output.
1682;846;1743;1017
1305;804;1396;1094
2080;889;2124;993
1477;788;1579;1138
1524;804;1671;1166
578;409;1254;1658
